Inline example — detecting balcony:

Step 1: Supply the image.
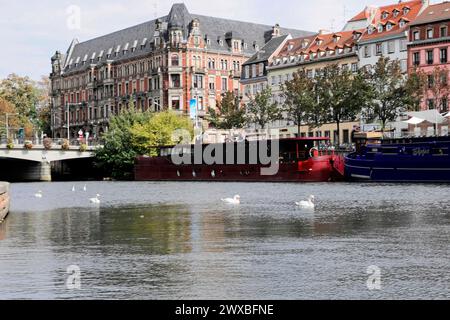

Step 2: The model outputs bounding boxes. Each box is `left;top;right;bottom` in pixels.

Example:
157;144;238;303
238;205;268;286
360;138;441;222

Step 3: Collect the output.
191;67;206;74
230;70;242;79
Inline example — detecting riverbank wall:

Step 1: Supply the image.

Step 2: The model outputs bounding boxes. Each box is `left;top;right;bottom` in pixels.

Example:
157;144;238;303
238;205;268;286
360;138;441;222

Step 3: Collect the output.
0;182;10;222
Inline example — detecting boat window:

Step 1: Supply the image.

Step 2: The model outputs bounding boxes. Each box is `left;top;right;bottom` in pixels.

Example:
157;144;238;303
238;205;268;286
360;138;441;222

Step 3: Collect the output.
381;147;398;155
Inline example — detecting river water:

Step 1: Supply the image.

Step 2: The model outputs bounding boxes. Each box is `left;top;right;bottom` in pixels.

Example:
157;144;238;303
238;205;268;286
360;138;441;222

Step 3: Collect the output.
0;181;449;300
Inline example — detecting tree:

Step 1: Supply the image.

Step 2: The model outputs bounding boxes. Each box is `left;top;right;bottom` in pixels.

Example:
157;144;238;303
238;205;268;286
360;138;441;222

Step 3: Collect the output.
94;108;152;180
0;97;19;139
318;65;371;144
281;69;316;136
130;111;194;156
245;87;281;129
366;57;408;131
427;66;450;112
207;91;245;129
405;68;427;112
35;76;52;135
0;74;40;124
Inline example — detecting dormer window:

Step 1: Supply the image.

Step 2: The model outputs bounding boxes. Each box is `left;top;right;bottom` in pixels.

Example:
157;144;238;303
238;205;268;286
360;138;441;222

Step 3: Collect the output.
288;43;294;51
399;20;406;28
219;40;224;46
316;39;323;46
368;26;374;35
378;24;384;33
393;9;400;18
403;7;410;15
206;39;211;46
382;12;389;19
386;23;392;31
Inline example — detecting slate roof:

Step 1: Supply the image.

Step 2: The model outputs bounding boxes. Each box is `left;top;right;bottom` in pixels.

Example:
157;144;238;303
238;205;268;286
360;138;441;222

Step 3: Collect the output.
242;35;291;66
411;1;450;26
62;3;314;74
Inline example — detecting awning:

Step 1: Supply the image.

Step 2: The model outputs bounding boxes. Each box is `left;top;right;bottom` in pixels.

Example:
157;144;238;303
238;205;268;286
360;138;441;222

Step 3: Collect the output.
443;112;450;118
406;110;446;124
404;117;425;125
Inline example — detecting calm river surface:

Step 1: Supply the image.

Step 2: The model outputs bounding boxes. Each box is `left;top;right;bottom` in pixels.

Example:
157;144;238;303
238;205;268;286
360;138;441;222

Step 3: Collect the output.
0;182;449;300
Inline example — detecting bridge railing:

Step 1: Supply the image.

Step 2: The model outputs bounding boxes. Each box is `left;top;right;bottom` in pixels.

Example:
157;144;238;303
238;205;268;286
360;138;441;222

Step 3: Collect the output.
0;137;102;150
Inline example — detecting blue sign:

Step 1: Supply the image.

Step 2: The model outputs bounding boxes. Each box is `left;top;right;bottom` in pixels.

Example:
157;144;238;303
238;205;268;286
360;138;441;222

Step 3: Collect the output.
189;99;197;120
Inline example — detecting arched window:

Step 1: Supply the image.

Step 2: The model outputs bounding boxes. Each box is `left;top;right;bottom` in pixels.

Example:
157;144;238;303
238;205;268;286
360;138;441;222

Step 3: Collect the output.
171;54;179;66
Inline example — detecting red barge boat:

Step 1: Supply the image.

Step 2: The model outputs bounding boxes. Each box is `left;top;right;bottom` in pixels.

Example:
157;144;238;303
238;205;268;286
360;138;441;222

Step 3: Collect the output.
135;137;345;182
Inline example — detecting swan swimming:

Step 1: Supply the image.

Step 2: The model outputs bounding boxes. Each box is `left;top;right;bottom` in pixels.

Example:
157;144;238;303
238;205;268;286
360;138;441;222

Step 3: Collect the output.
296;195;315;209
35;191;43;198
90;194;101;204
221;195;241;205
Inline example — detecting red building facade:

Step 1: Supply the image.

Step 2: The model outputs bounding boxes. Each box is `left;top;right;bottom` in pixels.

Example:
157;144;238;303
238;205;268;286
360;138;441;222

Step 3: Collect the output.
50;4;312;139
408;1;450;112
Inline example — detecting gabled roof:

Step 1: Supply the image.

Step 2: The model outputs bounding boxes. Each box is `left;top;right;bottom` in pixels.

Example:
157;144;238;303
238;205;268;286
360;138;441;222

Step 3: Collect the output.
243;34;291;66
62;3;314;74
411;1;450;26
359;0;425;42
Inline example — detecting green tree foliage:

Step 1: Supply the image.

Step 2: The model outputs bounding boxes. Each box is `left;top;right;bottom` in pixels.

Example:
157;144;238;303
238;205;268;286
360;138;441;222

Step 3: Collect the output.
245;87;281;129
0;74;40;124
207;91;245;129
94;108;152;180
318;65;371;144
405;68;427;112
130;111;194;156
366;57;408;131
282;69;316;136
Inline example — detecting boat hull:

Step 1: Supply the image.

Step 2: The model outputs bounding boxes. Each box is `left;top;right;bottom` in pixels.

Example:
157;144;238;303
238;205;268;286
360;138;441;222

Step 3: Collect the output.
345;137;450;182
135;156;337;182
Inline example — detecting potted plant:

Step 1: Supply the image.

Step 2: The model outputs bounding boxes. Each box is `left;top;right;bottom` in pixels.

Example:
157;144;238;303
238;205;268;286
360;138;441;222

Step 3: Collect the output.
61;139;70;151
79;143;87;152
43;138;53;150
24;141;33;150
6;138;14;150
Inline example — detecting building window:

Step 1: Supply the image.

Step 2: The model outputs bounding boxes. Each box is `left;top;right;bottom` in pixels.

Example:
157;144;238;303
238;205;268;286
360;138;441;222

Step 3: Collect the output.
252;64;257;78
413;52;420;66
440;26;448;38
400;39;407;52
427;28;434;39
351;63;358;73
378;24;383;33
221;78;227;91
388;41;395;54
401;59;407;73
376;43;382;55
193;75;203;89
258;63;264;77
364;45;371;58
271;76;276;85
440;48;448;63
245;65;250;79
427;99;435;110
428;75;434;89
442;98;448;112
171;97;181;110
209;77;215;90
171;54;179;66
413;31;420;41
427;50;434;65
171;74;181;88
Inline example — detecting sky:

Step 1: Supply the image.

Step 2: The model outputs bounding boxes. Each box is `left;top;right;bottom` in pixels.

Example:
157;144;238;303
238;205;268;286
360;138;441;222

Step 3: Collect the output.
0;0;412;80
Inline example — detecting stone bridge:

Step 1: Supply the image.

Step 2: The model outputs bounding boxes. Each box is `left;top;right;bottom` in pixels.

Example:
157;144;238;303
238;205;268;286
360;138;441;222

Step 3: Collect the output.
0;144;98;182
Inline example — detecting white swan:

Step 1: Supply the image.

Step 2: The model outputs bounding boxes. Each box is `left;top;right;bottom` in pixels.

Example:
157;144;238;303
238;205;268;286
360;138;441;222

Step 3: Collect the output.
296;195;315;210
72;185;76;192
83;185;87;192
35;191;43;198
221;195;241;205
90;194;101;204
